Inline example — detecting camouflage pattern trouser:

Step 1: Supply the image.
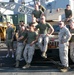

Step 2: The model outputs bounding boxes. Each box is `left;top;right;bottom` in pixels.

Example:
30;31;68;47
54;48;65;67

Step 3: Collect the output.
38;34;49;53
59;43;69;67
23;44;35;64
16;42;25;61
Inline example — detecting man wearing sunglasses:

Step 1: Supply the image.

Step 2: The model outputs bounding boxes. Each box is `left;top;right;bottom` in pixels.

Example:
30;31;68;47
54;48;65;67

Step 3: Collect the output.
58;21;71;72
35;14;54;58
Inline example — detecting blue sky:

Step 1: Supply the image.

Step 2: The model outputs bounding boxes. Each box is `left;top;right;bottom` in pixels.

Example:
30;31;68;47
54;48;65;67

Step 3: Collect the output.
0;0;33;4
0;0;9;2
25;0;32;3
0;0;32;2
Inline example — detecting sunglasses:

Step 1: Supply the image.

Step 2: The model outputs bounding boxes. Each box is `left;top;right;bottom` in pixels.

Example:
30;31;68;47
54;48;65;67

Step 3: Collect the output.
20;21;24;22
40;18;44;20
59;23;62;25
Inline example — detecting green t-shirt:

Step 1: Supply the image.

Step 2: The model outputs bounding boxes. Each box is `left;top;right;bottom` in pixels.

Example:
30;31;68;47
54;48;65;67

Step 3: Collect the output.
6;27;14;40
65;9;72;18
27;31;37;44
36;23;51;34
32;10;42;18
18;31;27;43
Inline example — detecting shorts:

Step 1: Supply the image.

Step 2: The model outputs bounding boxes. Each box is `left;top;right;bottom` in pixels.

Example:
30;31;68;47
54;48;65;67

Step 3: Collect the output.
6;40;13;48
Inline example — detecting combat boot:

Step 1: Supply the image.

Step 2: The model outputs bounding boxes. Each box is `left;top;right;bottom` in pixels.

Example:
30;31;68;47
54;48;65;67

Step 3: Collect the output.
23;63;30;69
60;66;70;72
41;52;47;58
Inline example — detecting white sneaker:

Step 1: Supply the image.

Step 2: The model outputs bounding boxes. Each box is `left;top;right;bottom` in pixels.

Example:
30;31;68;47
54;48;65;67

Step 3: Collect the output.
12;54;14;58
22;66;26;69
6;54;10;58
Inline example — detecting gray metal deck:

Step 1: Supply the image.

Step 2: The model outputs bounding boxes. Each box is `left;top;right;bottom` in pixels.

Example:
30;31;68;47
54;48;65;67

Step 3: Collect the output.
0;42;74;74
0;67;74;75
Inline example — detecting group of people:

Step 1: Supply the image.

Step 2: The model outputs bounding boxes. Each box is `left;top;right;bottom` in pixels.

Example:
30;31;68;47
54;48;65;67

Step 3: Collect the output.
5;2;74;72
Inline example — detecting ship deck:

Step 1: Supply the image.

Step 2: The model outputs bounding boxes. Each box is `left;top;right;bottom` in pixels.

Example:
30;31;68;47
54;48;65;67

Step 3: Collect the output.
0;42;74;75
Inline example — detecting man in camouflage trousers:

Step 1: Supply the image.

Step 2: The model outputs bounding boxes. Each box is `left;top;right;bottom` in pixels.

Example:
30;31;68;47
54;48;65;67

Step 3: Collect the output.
35;14;54;58
58;21;71;72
